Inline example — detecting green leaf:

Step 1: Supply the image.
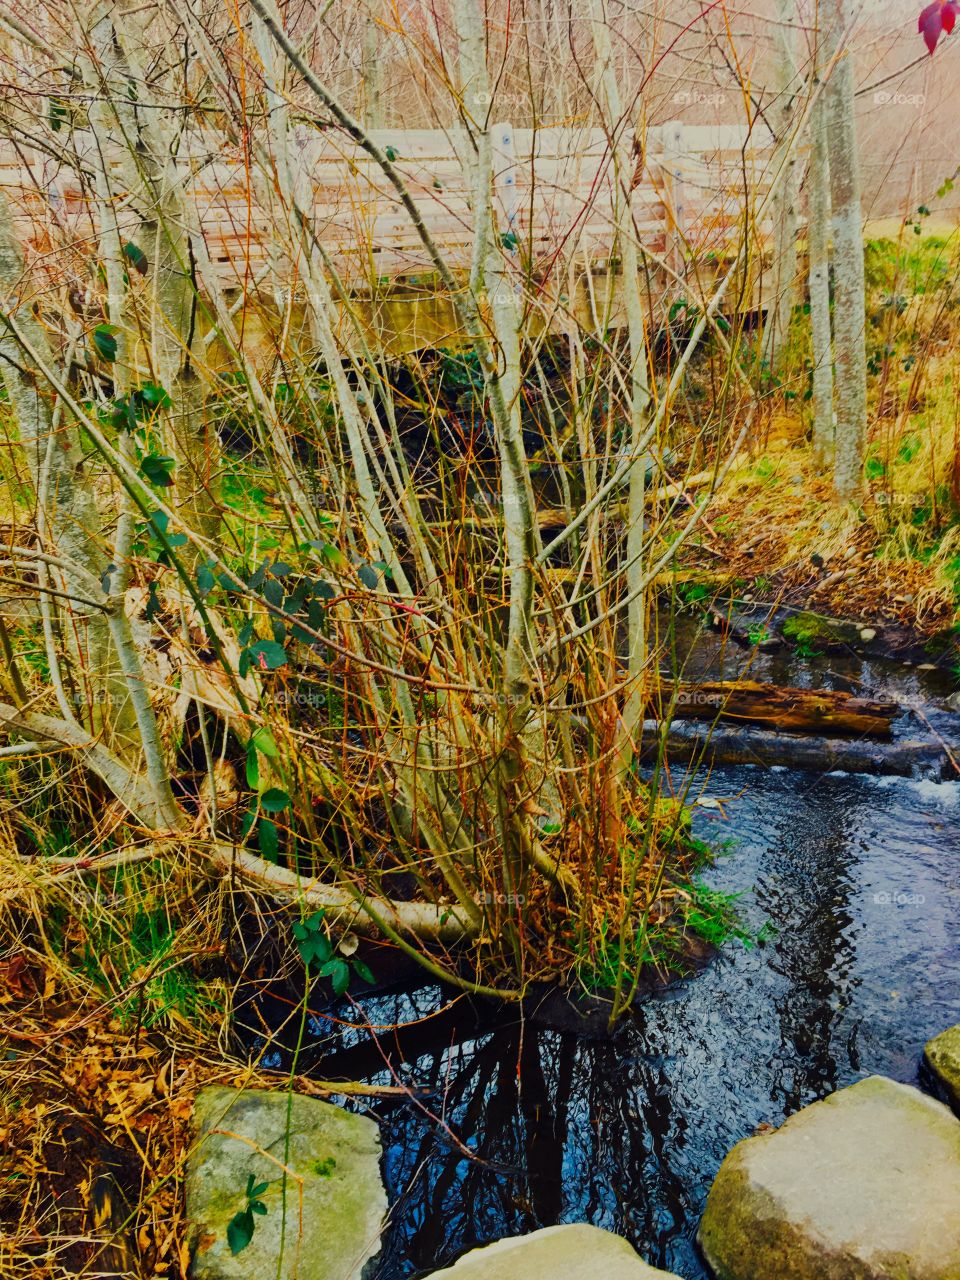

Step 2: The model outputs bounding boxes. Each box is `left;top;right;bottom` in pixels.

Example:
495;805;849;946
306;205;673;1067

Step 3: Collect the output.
357;564;379;590
319;544;346;569
245;743;259;790
197;562;216;596
144;580;162;622
258;818;279;863
384;144;398;162
250;726;278;758
320;957;351;995
250;1200;267;1215
351;959;375;985
260;788;290;813
92;325;119;362
134;381;171;411
248;640;288;671
122;241;148;275
139;454;176;487
227;1208;254;1255
49;98;68;132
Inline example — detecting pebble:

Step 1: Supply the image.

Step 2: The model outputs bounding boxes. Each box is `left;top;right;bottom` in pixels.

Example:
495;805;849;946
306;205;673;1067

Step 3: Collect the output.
859;627;877;643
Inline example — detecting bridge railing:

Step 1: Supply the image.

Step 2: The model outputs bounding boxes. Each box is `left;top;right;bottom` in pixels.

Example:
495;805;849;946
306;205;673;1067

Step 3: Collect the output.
0;119;778;306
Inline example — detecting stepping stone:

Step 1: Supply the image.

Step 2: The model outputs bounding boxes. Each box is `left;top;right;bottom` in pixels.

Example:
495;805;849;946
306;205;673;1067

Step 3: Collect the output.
422;1224;681;1278
186;1086;386;1280
698;1075;960;1280
925;1024;960;1114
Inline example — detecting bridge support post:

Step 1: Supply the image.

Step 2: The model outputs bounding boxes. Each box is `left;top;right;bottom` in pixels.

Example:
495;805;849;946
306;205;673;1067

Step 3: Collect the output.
662;120;687;282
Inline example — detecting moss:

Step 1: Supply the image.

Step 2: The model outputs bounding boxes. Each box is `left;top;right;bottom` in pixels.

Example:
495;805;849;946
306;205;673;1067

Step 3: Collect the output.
782;611;860;648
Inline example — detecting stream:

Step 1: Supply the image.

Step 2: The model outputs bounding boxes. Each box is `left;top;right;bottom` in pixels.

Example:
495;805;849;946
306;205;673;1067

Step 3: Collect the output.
243;618;960;1279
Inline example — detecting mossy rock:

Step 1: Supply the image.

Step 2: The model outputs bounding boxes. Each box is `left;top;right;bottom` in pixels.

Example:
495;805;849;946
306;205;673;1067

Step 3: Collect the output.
781;611;861;649
925;1025;960;1116
186;1086;387;1280
697;1076;960;1280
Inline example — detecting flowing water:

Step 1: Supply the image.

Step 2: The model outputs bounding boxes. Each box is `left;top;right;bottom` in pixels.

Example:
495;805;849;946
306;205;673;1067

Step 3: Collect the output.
244;622;960;1278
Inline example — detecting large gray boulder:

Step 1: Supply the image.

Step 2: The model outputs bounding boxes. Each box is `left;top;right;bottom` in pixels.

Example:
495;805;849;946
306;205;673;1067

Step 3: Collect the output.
186;1086;387;1280
422;1225;680;1278
924;1024;960;1114
697;1075;960;1280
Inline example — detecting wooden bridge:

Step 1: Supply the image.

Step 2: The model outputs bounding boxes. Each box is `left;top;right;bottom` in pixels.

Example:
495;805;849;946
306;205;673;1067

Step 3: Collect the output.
2;120;778;358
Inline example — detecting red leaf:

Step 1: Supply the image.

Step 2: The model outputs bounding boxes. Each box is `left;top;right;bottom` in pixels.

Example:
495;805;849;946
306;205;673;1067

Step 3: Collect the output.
919;0;957;52
919;1;943;53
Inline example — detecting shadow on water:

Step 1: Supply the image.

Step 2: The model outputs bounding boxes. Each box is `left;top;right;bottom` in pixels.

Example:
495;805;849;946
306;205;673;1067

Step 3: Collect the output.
240;624;960;1278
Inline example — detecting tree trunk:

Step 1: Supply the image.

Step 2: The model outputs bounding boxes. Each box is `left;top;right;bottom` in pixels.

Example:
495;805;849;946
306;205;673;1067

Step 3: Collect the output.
361;3;385;130
824;0;867;501
808;85;834;465
589;0;653;781
762;0;801;377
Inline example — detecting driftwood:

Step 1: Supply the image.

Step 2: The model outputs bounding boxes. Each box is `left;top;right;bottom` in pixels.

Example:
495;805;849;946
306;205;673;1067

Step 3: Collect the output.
653;679;897;738
642;719;949;779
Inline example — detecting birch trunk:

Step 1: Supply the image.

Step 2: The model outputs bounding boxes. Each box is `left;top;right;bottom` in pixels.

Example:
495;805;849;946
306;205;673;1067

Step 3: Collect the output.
106;1;218;548
762;0;801;376
0;194;138;752
361;2;385;131
823;0;867;500
589;0;652;774
808;81;835;465
453;0;539;910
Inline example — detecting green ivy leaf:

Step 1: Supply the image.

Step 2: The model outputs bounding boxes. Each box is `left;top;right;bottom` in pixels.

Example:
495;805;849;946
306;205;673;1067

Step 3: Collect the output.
140;454;176;487
92;324;119;362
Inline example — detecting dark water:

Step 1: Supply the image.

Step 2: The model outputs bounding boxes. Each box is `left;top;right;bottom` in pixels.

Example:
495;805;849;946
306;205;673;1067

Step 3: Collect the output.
245;627;960;1278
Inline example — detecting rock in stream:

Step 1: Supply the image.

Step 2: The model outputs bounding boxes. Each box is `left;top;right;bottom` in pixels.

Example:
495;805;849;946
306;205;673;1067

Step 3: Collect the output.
697;1075;960;1280
421;1224;681;1278
925;1024;960;1115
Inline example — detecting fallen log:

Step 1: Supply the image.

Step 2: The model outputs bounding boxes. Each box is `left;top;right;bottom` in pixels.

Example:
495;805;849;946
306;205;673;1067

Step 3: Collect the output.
652;679;898;738
641;719;948;778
